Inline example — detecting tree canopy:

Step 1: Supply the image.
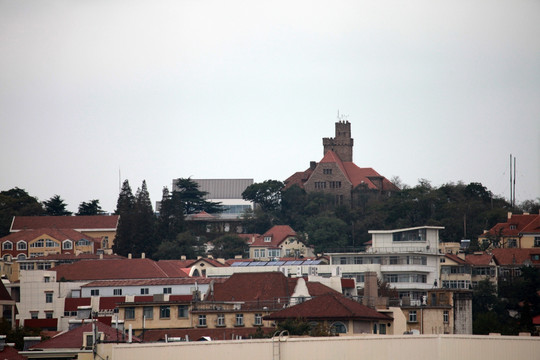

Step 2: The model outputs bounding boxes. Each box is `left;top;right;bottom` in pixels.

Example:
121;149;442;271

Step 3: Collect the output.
43;195;72;216
210;234;248;259
241;180;284;213
0;188;44;236
76;199;104;215
174;178;223;214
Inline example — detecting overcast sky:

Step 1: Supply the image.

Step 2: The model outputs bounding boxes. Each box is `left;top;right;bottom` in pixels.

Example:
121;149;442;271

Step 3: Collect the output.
1;0;539;213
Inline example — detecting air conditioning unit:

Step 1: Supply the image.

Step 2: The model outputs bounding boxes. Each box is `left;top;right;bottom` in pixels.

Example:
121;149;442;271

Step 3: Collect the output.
308;267;318;276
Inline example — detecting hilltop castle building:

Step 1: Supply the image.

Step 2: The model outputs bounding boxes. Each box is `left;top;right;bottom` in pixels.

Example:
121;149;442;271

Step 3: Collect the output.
285;120;398;206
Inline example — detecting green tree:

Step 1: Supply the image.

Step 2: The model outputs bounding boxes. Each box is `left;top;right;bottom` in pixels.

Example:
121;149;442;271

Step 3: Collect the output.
174;178;223;214
43;195;72;216
305;215;349;253
132;180;156;256
153;231;202;260
0;318;42;350
211;234;248;259
76;199;104;215
0;188;44;236
242;180;284;213
156;187;185;241
112;180;136;256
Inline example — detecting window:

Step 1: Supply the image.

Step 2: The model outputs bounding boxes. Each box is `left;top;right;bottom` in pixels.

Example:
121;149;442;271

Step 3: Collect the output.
178;305;188;318
140;288;149;295
507;239;517;248
17;241;27;251
113;289;122;296
331;322;347;334
62;240;73;250
2;241;12;250
268;249;280;258
408;310;417;323
31;239;44;248
254;249;260;258
124;307;135;320
314;181;326;189
44;276;50;283
509;225;517;230
217;314;225;327
534;237;540;247
198;315;207;327
77;239;91;246
264;236;272;242
45;311;53;319
30;311;38;319
45;239;58;248
163;287;172;294
3;255;11;262
45;292;53;303
254;313;262;326
323;168;332;174
143;306;153;320
443;310;449;323
160;306;170;319
235;313;244;326
379;323;387;335
260;249;265;258
393;229;427;242
90;289;99;296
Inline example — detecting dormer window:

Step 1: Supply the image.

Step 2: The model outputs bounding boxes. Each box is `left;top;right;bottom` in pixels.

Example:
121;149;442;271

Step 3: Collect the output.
2;241;13;251
62;240;73;250
264;236;272;242
509;225;517;230
17;241;27;251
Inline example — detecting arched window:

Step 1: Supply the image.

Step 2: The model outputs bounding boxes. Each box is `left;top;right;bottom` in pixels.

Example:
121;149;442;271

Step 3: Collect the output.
17;254;26;260
331;321;347;334
3;255;11;262
62;240;73;250
17;241;27;251
2;241;13;251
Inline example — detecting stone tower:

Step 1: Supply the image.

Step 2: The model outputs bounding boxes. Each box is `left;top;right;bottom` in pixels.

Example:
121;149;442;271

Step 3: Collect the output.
322;121;354;162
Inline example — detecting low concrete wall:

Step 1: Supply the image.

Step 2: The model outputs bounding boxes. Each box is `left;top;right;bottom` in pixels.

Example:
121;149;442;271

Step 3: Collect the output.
101;334;540;360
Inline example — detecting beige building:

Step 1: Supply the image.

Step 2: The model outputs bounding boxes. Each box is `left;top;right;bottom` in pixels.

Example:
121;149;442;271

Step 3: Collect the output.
478;212;540;249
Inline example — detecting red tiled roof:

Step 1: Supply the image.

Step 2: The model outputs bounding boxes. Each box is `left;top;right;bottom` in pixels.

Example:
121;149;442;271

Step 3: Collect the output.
99;296;125;310
465;253;494;266
0;228;99;244
521;215;540;234
482;214;539;237
53;258;187;281
283;150;398;192
306;281;341;296
444;254;468;264
0;345;26;360
81;277;210;287
211;272;293;302
64;297;91;312
11;215;119;232
492;248;540;266
265;293;391;321
142;327;275;342
30;321;138;349
250;225;297;247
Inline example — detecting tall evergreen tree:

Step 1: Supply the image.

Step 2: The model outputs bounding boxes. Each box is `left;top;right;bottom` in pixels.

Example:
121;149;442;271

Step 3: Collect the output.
132;180;156;256
112;180;136;256
43;195;72;216
156;187;185;242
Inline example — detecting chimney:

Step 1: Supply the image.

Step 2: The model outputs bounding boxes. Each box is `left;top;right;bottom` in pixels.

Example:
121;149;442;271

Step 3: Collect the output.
310;161;317;170
23;336;41;351
508;212;512;219
181;255;186;260
141;252;145;259
128;253;132;259
99;253;103;259
207;255;213;259
363;272;378;308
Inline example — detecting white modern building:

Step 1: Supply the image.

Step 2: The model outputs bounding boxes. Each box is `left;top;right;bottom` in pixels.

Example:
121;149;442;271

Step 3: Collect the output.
328;226;444;303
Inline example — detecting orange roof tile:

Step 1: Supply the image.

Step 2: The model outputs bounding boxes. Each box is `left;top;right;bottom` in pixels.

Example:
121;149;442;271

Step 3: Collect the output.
492;248;540;266
0;228;99;244
250;225;297;248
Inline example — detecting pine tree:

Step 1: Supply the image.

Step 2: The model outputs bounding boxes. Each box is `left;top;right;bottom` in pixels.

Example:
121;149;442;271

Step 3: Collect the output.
156;187;185;242
174;178;223;214
132;180;156;257
43;195;72;216
112;180;136;256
